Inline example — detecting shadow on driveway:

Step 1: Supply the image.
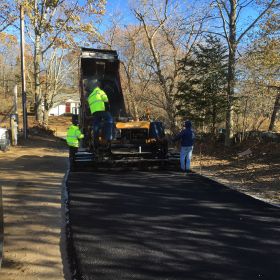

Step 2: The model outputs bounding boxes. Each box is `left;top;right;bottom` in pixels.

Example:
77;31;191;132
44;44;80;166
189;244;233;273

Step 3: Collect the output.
67;170;280;280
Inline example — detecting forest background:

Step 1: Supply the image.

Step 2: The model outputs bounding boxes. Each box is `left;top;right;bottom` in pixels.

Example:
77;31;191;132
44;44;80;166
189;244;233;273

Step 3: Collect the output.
0;0;279;146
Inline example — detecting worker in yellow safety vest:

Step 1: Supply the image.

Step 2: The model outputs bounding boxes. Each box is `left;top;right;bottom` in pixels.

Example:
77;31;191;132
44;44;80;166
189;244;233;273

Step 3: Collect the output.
87;81;113;142
66;115;84;165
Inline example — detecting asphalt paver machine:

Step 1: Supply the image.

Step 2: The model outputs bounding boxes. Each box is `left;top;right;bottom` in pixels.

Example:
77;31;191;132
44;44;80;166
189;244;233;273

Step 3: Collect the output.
71;48;169;170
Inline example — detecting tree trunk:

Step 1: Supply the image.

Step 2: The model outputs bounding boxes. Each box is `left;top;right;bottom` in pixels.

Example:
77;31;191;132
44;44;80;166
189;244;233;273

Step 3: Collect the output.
128;82;139;120
166;104;177;134
269;91;280;131
225;0;237;147
241;97;249;142
43;109;49;126
34;32;43;122
225;69;234;146
132;99;139;120
212;104;217;135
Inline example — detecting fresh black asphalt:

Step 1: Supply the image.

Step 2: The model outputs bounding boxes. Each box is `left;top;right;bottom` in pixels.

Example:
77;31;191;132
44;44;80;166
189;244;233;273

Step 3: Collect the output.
0;186;3;267
66;170;280;280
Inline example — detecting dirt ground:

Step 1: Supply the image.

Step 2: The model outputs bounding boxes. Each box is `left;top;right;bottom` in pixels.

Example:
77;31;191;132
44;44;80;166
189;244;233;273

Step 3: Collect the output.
0;116;279;279
192;141;280;206
0;134;68;280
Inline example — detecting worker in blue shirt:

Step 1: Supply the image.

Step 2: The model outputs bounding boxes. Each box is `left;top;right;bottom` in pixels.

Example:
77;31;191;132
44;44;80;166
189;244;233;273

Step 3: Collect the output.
173;120;195;172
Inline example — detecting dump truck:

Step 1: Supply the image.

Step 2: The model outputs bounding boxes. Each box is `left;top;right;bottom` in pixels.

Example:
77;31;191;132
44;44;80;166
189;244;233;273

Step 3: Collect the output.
72;48;168;169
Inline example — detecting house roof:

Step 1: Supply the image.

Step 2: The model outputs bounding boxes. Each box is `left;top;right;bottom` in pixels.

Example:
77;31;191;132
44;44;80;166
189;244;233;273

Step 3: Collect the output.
65;98;80;103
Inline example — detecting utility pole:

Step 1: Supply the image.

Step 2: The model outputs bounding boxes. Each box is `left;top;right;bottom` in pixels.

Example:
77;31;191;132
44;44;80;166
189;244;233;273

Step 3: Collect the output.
10;84;19;145
20;5;28;139
13;85;18;113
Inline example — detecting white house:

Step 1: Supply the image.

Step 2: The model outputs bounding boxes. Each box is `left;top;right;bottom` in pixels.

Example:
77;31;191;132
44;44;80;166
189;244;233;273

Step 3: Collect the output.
49;99;80;116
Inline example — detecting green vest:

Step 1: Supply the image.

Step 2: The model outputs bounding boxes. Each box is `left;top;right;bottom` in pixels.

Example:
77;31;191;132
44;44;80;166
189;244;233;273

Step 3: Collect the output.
66;125;84;147
88;87;109;114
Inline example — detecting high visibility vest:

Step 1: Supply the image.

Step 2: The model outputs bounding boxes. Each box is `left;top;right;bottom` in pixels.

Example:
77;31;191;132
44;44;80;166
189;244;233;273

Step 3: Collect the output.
66;125;84;148
88;87;109;114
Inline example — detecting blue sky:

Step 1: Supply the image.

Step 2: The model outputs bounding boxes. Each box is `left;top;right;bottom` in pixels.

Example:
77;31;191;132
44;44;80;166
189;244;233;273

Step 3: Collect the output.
101;0;260;38
106;0;129;13
4;0;263;48
102;0;136;27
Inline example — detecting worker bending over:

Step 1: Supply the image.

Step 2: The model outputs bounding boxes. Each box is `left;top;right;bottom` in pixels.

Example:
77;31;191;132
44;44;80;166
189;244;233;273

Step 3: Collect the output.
66;115;84;166
173;120;195;173
87;81;113;143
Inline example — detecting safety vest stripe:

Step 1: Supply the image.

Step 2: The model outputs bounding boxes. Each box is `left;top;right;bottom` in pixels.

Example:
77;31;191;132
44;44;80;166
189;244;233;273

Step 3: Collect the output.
67;137;78;141
67;143;78;146
67;141;77;144
89;99;104;106
67;138;78;142
92;89;99;95
88;90;100;98
68;144;78;147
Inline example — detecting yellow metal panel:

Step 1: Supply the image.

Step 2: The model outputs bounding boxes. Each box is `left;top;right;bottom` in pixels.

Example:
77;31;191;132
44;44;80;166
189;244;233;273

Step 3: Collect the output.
116;121;150;129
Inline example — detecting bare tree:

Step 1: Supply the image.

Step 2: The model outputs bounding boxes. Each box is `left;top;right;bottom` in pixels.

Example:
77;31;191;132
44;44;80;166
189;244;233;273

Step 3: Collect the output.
98;14;145;119
269;88;280;131
0;32;19;113
0;1;16;32
21;0;106;123
213;0;279;145
118;26;155;120
99;13;168;121
119;27;147;119
42;48;79;124
131;0;208;132
235;41;279;138
259;9;280;131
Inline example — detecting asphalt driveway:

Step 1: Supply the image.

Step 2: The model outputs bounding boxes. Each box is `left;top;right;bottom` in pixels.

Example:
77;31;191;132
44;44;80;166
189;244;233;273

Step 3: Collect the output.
66;170;280;280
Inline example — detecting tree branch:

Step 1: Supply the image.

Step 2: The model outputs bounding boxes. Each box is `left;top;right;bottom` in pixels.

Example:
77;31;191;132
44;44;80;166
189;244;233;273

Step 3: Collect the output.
237;0;279;43
215;0;230;47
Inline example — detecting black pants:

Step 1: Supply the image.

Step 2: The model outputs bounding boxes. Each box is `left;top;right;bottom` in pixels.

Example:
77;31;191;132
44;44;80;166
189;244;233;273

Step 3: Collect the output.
69;146;78;161
92;111;114;141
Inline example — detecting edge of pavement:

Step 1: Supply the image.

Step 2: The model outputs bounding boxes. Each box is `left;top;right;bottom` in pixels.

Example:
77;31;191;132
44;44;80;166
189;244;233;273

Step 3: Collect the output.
60;167;77;280
192;166;280;209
